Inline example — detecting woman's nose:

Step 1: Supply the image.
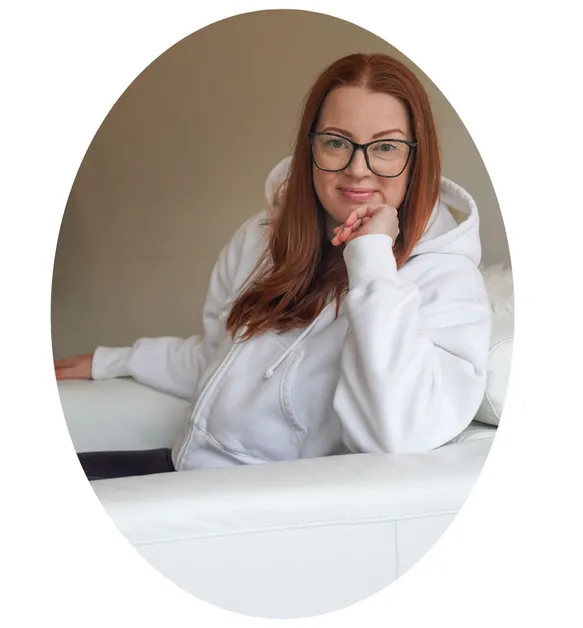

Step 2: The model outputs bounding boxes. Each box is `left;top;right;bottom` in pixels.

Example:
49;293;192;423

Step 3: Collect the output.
345;148;372;178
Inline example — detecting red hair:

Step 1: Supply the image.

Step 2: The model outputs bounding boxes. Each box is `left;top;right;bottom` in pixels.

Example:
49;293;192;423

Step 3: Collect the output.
227;53;441;340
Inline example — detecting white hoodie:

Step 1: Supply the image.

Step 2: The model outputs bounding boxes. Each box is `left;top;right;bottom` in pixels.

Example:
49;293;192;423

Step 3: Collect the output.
92;158;492;470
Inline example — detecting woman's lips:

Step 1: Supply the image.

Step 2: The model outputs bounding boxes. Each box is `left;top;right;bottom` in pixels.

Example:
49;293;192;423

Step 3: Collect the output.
338;188;377;202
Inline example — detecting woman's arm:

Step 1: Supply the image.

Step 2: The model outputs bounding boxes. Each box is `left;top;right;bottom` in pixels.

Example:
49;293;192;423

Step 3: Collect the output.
334;234;491;454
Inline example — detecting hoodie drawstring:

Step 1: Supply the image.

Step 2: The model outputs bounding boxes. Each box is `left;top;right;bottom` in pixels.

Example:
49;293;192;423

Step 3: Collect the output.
264;303;333;379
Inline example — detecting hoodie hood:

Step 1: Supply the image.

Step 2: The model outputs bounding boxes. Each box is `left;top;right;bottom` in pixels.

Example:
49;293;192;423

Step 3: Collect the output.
264;156;482;267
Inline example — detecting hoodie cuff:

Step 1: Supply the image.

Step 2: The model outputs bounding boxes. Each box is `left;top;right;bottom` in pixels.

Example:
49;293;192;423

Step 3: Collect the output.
91;346;132;380
343;234;399;290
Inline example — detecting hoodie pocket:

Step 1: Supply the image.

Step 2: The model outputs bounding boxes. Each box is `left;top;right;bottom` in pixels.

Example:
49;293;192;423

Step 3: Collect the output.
279;349;306;436
198;333;307;463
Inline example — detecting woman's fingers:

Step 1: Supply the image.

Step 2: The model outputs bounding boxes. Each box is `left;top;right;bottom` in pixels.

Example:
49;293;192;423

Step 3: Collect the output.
54;354;94;380
344;205;378;227
332;220;366;245
331;206;384;246
55;367;74;381
55;366;87;381
55;369;69;381
333;209;375;232
337;226;353;243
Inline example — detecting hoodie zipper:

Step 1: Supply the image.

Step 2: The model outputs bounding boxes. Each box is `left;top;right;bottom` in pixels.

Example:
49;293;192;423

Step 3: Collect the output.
175;301;335;468
174;325;245;468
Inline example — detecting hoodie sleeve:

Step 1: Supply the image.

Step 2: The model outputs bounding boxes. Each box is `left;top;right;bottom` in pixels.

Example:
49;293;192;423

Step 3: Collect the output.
334;233;491;454
91;215;263;400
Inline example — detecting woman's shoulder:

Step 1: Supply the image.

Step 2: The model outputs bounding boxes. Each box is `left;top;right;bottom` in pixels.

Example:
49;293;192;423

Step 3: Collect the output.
228;210;270;257
218;210;270;290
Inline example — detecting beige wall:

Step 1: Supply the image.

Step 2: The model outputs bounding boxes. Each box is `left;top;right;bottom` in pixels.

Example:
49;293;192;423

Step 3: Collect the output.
51;9;509;359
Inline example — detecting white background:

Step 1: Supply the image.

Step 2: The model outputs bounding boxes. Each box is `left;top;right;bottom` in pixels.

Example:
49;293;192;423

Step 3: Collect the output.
2;1;582;626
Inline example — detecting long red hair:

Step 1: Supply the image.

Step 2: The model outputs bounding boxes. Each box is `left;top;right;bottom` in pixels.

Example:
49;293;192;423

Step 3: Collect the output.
227;53;441;340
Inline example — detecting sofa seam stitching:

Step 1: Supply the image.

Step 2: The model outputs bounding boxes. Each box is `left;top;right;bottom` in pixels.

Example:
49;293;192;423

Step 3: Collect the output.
128;510;458;547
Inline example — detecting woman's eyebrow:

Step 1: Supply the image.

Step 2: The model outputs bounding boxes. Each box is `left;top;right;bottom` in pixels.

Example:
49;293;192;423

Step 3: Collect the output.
321;126;406;139
372;128;406;139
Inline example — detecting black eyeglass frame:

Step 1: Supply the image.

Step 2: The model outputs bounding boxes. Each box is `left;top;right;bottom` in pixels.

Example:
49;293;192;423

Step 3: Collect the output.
308;131;417;179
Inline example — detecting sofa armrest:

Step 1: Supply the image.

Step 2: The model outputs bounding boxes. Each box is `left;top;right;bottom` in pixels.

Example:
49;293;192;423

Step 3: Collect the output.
58;379;189;452
92;436;494;618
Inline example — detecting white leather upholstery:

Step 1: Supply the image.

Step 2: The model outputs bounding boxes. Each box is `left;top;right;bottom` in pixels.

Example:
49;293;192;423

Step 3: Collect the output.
475;264;514;425
58;378;496;618
61;379;189;451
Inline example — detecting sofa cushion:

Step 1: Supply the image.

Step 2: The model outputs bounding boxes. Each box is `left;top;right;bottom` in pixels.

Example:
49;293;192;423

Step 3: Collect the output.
475;264;514;426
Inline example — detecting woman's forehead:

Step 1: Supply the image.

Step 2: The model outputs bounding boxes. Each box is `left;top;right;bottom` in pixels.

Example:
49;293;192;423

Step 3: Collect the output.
318;85;409;137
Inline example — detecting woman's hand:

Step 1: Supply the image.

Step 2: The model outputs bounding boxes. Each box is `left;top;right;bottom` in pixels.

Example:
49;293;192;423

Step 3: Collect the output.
331;204;399;247
54;354;94;381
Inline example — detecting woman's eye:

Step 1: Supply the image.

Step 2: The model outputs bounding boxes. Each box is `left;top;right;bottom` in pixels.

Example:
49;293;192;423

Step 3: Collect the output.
375;142;397;152
325;139;348;149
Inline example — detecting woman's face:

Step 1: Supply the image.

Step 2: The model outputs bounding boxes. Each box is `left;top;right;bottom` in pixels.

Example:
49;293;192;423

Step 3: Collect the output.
312;85;413;227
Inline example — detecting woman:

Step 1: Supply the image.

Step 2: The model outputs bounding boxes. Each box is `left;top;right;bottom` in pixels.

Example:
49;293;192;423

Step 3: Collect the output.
55;53;492;480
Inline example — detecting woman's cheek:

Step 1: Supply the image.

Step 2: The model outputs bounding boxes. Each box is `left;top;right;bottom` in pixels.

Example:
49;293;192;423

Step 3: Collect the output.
313;171;351;225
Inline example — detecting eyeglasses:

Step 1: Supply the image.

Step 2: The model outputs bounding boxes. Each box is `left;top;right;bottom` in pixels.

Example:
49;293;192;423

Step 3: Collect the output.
308;131;416;178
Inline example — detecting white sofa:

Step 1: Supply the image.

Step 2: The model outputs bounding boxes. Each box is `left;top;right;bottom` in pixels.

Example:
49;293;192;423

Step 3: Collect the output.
57;265;512;620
